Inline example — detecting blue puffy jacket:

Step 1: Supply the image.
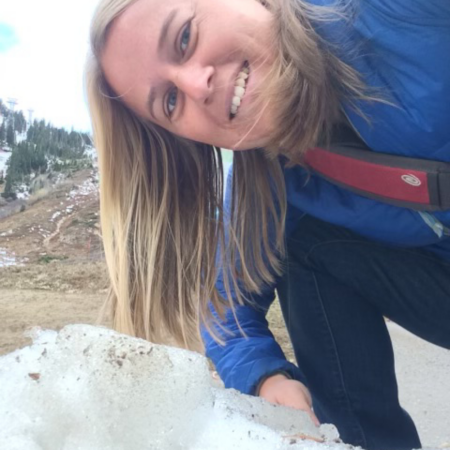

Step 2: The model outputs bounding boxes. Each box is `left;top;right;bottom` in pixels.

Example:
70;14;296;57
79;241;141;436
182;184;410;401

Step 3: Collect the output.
203;0;450;395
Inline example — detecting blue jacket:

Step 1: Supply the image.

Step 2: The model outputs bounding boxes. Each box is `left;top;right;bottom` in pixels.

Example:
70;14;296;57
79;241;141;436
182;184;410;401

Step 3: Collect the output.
203;0;450;395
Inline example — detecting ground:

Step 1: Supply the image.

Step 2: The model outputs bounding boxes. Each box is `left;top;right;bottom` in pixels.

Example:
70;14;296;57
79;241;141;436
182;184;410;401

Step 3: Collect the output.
0;168;449;448
0;169;108;354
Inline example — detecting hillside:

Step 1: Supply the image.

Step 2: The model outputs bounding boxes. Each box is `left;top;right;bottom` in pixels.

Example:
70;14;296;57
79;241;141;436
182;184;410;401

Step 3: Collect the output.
0;168;108;354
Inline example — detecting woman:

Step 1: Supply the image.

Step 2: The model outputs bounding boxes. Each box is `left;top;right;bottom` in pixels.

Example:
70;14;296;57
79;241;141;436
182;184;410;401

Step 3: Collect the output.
85;0;450;449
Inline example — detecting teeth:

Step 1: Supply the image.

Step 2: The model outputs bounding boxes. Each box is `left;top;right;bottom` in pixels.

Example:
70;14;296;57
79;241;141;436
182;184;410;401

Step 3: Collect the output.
230;63;250;117
234;86;245;97
232;96;241;106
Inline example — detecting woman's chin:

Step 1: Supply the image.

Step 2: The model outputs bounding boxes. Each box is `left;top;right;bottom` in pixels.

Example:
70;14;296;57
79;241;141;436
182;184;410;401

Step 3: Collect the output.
227;131;273;151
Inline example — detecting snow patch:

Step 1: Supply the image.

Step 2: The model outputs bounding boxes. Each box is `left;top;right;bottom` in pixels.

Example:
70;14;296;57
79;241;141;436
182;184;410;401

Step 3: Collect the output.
50;211;61;222
68;174;98;199
0;325;349;450
0;247;26;267
16;131;27;143
0;150;11;174
84;146;98;161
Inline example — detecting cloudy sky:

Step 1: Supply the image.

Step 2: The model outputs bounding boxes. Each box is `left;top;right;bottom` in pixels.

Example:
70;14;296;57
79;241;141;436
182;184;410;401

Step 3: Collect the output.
0;0;98;132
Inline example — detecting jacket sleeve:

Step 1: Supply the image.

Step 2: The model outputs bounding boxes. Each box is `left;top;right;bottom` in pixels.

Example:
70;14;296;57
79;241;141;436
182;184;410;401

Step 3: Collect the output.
201;163;303;395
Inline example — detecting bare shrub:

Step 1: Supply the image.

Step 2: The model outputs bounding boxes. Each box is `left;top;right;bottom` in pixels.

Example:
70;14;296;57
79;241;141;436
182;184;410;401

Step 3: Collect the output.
28;187;52;206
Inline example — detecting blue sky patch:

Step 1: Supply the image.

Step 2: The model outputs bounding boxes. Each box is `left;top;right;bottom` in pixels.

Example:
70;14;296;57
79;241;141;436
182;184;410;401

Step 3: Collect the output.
0;23;19;53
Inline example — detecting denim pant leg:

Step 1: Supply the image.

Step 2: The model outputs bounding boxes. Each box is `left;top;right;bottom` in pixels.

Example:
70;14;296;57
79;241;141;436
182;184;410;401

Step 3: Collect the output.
276;215;450;450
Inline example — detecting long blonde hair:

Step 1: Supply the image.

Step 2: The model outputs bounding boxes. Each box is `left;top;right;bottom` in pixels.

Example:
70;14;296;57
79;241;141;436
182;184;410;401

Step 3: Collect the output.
86;0;369;348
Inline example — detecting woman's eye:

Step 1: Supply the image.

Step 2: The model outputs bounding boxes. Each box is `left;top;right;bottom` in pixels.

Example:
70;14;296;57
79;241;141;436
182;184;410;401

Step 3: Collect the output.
166;88;178;116
180;22;191;54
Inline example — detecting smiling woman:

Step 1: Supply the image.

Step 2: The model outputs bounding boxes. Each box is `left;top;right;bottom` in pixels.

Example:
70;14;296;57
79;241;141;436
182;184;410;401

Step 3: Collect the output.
86;0;367;343
86;0;364;353
85;0;450;449
99;0;278;149
0;23;19;53
85;0;363;348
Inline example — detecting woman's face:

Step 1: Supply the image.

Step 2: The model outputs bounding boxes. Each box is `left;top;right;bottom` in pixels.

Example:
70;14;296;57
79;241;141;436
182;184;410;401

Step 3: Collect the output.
101;0;277;150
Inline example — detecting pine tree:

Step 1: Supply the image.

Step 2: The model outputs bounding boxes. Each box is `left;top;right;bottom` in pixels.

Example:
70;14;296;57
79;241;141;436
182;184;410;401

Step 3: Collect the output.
0;100;7;116
6;123;15;146
14;111;26;134
2;104;94;196
0;122;6;144
27;124;35;142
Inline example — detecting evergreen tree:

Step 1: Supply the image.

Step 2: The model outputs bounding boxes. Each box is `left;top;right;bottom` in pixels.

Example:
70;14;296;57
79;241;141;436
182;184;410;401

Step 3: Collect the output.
27;124;35;142
81;133;92;146
13;111;27;134
2;103;92;196
0;100;7;116
0;122;6;144
6;123;15;146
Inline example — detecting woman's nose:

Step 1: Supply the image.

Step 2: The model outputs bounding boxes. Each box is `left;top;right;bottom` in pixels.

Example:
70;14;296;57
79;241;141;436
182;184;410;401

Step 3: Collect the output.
173;64;214;103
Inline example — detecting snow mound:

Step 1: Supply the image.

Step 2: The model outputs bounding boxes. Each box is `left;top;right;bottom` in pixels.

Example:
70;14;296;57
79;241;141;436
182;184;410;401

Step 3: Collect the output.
0;325;351;450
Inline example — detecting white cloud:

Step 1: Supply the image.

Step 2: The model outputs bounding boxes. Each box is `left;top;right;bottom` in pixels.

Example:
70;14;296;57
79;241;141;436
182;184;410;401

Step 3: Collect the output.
0;0;98;131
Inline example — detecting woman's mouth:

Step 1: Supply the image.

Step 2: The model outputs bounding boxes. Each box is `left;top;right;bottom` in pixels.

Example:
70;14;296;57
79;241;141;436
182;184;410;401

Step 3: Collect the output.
230;61;250;120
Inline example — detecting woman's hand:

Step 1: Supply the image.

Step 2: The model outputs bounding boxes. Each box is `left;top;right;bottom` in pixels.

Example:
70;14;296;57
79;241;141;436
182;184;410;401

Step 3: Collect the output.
258;374;320;426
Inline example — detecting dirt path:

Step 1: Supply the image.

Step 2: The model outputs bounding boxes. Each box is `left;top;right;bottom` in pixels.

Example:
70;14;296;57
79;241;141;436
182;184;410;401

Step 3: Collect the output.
43;210;76;250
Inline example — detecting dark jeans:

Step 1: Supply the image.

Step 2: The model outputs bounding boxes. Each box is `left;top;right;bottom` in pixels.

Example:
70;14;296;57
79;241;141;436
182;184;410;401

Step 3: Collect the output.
276;215;450;450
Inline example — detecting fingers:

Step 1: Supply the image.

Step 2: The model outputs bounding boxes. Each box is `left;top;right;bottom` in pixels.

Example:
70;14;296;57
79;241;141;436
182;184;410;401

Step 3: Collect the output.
258;376;321;426
283;395;320;426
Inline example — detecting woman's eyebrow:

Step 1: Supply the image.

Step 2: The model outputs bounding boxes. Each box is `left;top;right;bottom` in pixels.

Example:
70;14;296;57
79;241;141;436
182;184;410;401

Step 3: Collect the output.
158;9;178;55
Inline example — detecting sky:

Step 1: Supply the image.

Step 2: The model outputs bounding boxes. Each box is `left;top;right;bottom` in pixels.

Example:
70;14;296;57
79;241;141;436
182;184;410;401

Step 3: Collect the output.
0;0;99;132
